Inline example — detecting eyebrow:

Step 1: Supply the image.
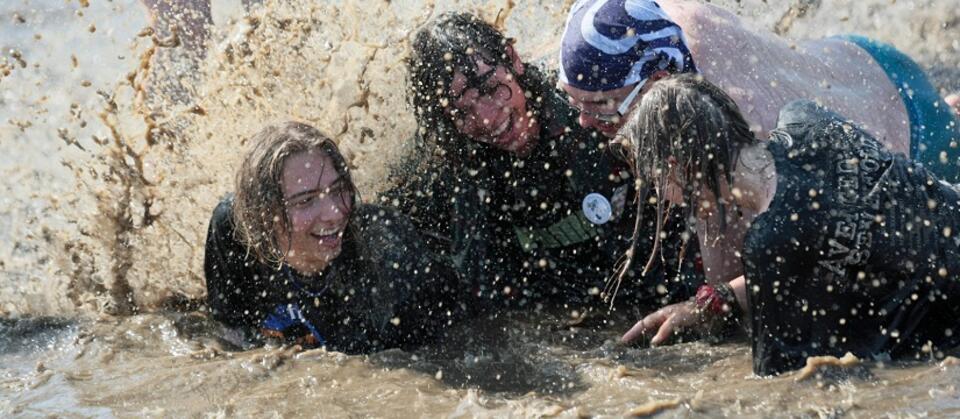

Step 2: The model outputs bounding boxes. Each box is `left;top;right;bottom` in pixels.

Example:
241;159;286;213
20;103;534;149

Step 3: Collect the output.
284;175;344;201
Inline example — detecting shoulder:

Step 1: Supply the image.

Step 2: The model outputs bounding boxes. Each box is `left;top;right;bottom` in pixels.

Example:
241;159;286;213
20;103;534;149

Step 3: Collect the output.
351;203;403;229
658;0;742;36
349;204;422;250
206;194;239;245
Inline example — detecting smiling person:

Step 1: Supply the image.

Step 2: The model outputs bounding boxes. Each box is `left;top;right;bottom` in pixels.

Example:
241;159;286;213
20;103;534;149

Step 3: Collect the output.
381;12;702;315
619;74;960;375
204;122;460;352
558;0;960;184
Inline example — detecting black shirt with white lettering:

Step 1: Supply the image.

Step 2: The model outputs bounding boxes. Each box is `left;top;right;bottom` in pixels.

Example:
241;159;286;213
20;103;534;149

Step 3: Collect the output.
204;198;464;353
743;100;960;375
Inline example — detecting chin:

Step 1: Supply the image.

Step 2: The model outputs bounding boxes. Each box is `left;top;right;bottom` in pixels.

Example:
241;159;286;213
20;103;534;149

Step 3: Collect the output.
508;124;540;155
514;139;537;156
298;251;342;274
599;127;621;138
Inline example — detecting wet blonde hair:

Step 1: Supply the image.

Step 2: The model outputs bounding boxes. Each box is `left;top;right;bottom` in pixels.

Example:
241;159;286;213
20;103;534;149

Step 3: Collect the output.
232;121;356;265
609;74;757;298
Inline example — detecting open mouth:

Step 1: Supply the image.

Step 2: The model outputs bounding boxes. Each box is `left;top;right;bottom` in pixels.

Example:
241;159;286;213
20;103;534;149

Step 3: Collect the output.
481;114;513;145
311;226;345;247
598;122;621;137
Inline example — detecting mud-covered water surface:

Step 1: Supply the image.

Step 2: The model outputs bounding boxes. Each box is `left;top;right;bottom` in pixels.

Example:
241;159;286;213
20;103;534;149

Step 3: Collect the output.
2;0;960;416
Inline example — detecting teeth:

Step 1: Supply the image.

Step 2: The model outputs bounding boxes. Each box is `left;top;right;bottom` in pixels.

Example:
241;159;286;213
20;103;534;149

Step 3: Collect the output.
312;227;343;237
489;116;511;138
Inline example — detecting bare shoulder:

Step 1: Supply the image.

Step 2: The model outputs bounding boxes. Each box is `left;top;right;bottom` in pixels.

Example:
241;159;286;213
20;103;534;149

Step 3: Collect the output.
657;0;743;34
656;0;754;56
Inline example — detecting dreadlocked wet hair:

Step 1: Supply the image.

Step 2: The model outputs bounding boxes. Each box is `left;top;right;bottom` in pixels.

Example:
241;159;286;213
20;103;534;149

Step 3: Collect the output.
406;12;550;165
611;74;757;288
232;121;357;266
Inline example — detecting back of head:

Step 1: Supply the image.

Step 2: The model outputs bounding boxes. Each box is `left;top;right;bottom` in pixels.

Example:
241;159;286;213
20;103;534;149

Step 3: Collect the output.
619;73;755;210
607;74;753;292
232;121;355;265
559;0;697;92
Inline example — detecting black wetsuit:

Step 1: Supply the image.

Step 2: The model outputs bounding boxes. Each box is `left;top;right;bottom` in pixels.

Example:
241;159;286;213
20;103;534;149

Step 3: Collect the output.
382;81;699;312
204;198;462;353
744;100;960;375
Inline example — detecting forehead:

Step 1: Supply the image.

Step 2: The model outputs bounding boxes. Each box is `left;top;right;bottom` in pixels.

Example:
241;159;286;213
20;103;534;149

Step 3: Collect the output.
281;149;340;194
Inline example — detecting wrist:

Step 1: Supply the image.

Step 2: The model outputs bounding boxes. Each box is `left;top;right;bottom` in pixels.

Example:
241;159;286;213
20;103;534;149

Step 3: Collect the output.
692;283;743;334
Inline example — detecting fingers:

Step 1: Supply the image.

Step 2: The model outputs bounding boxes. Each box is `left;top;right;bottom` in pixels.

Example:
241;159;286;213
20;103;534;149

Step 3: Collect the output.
621;319;646;344
622;302;698;347
621;310;665;344
650;314;679;346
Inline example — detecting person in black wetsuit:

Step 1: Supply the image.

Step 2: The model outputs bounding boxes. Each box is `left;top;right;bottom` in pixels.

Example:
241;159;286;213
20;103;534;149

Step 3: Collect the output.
618;74;960;375
381;12;701;315
204;121;461;352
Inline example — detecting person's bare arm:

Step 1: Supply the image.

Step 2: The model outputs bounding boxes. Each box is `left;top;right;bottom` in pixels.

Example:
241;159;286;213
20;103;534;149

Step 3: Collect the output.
696;209;750;283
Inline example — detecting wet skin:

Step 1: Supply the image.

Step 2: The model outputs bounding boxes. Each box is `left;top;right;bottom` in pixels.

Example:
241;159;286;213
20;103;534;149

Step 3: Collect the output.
563;74;665;138
277;149;354;275
561;0;911;155
446;47;541;157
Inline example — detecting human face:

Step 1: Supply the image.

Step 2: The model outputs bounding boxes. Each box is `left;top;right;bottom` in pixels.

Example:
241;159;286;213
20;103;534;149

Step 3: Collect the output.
562;82;640;138
664;166;726;222
447;56;540;156
277;149;353;275
563;69;669;139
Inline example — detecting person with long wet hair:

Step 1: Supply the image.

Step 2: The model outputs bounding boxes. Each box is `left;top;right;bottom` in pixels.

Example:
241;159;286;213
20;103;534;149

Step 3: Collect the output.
558;0;960;197
618;74;960;375
381;12;701;314
204;121;461;352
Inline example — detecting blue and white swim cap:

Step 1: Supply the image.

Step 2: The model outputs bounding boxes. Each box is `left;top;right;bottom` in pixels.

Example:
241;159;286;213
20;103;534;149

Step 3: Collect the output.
560;0;697;92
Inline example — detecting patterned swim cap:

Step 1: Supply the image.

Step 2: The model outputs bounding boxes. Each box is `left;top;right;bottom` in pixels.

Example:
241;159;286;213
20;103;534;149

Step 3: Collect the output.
560;0;697;92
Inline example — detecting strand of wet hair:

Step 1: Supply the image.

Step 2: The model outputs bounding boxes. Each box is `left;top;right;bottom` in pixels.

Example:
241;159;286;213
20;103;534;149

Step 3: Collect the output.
603;180;659;310
602;187;645;309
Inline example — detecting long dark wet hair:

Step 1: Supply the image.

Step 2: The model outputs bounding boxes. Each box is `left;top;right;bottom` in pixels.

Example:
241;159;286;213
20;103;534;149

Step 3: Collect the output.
611;74;758;290
232;121;358;266
404;12;552;167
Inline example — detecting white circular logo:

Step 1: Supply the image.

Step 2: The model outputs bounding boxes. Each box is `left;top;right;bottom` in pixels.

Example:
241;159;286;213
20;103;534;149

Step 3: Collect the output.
582;193;612;225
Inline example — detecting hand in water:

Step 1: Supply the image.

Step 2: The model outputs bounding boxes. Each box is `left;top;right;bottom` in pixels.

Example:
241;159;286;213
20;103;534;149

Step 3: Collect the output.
621;300;698;346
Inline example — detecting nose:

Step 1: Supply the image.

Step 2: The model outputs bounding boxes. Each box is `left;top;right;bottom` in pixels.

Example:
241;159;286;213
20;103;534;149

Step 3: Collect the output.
318;194;348;221
463;101;504;134
578;112;601;131
297;193;348;231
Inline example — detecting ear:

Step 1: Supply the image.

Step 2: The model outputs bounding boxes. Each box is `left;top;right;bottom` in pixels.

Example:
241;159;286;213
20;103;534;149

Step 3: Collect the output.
505;42;525;76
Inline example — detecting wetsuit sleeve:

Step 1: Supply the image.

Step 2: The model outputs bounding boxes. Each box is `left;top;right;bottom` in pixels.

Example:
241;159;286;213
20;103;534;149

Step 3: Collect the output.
379;159;502;311
378;141;459;255
203;197;263;331
343;204;466;350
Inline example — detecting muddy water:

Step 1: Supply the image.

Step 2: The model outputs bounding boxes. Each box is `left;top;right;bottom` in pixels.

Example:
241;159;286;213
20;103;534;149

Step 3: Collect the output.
2;0;960;416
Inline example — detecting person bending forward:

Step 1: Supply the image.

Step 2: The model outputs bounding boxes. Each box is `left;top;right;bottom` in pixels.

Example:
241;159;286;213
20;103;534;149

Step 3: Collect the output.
619;74;960;375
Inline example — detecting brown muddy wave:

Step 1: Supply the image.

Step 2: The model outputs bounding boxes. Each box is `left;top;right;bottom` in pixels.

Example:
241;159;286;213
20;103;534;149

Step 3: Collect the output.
2;0;960;416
